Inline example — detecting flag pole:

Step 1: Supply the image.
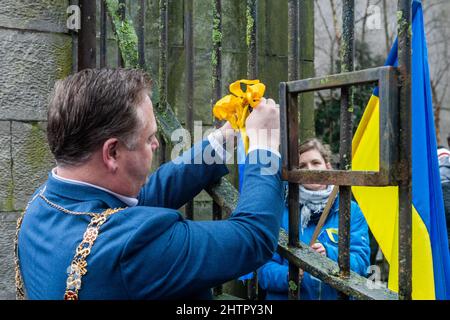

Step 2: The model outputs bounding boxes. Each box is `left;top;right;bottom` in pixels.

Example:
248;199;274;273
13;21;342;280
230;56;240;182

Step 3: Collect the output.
309;186;339;246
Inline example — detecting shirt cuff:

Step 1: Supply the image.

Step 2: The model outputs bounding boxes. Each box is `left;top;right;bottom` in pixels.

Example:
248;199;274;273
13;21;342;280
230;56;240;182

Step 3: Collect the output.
207;131;234;163
208;129;281;161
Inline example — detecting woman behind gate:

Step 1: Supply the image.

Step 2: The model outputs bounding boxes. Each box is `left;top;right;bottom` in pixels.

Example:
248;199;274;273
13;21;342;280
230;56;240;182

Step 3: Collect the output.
257;138;371;300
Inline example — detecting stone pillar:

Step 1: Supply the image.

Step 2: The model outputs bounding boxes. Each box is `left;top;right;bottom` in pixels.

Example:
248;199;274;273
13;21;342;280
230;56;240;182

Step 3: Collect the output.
0;0;72;299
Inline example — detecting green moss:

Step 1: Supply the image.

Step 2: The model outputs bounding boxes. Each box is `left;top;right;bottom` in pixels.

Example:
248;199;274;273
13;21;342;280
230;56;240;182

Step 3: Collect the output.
118;1;126;11
246;4;254;47
211;50;217;70
396;10;410;37
3;180;15;212
211;51;218;88
396;10;403;24
212;16;222;45
288;280;298;292
24;122;50;172
54;40;72;79
340;42;350;72
117;20;139;68
105;0;139;68
212;29;222;46
212;0;222;45
211;3;222;87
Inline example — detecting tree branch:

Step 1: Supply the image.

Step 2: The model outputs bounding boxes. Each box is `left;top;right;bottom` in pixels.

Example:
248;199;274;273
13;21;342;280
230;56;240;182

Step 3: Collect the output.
315;0;334;43
329;0;341;48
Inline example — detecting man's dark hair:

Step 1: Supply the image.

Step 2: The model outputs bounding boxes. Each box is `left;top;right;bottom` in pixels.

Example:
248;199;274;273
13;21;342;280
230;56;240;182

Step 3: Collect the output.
47;68;152;166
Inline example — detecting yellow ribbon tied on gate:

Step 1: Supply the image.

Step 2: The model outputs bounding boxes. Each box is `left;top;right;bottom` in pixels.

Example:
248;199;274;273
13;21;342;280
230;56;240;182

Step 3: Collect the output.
213;79;266;154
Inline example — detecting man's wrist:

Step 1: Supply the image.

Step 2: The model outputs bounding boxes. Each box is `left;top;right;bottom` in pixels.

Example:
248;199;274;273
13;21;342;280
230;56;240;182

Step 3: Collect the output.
207;129;236;163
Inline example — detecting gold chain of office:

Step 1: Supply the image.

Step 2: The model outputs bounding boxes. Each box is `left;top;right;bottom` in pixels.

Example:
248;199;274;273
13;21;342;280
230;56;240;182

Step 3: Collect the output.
14;187;125;300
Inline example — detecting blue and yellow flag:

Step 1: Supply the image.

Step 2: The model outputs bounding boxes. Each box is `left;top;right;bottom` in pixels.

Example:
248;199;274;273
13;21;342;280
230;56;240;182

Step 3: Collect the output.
352;0;450;299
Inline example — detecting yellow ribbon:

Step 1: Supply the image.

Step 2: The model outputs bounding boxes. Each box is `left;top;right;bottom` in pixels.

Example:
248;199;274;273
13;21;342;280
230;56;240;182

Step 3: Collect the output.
212;79;266;153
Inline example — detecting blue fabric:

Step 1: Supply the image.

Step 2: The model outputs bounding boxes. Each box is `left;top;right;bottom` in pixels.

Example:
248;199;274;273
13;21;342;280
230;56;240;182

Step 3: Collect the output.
237;135;255;282
18;140;285;299
237;133;247;192
410;0;450;299
373;0;450;299
257;197;371;300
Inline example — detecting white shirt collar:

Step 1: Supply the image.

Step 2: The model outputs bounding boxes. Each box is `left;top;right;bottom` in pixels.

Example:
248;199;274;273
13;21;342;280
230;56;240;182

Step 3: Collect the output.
51;168;138;207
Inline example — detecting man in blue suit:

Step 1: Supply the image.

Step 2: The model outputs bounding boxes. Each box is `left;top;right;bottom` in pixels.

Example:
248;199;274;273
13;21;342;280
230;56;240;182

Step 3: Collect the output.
16;68;284;300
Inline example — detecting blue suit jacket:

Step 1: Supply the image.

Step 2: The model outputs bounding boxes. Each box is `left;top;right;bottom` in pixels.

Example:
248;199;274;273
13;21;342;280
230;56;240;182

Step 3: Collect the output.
18;140;284;299
258;197;371;300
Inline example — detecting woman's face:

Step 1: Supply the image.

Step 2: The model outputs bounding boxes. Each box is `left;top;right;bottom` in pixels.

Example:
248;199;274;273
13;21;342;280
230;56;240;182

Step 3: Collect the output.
299;148;331;191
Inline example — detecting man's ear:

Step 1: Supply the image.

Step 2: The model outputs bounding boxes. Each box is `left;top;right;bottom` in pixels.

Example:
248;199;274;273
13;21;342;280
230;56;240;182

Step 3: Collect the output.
102;138;120;172
326;162;332;170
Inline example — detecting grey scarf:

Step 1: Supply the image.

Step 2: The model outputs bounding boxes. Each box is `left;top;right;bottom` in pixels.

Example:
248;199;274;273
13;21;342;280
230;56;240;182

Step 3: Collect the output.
299;185;334;232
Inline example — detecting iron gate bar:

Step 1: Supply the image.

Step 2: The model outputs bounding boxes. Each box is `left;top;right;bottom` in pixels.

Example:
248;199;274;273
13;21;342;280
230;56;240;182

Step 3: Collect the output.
397;0;412;300
212;0;223;127
285;169;389;186
184;0;194;220
287;67;392;92
288;0;299;81
104;0;400;300
338;0;354;300
211;3;224;298
100;0;107;68
280;82;289;171
211;0;223;220
211;0;224;288
246;0;259;300
211;0;226;291
287;0;300;301
247;0;258;79
158;0;168;109
277;230;398;300
117;0;126;67
287;91;300;300
137;0;146;68
158;0;169;164
78;0;96;70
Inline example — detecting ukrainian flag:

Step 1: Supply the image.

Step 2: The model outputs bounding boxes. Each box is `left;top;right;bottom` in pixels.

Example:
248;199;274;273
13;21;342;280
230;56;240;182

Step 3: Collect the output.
352;0;450;299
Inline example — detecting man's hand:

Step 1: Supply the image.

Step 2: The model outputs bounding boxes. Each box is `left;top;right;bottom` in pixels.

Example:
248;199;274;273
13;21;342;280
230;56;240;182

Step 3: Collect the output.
311;242;327;256
209;121;236;147
245;98;280;153
218;121;235;144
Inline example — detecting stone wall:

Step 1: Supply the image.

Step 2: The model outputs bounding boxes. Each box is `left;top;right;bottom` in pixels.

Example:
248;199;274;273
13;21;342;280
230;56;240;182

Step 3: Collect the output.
0;0;291;299
0;0;72;299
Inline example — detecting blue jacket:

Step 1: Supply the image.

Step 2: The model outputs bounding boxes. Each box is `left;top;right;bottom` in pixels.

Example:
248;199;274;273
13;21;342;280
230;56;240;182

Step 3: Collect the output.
18;140;284;299
258;197;371;300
